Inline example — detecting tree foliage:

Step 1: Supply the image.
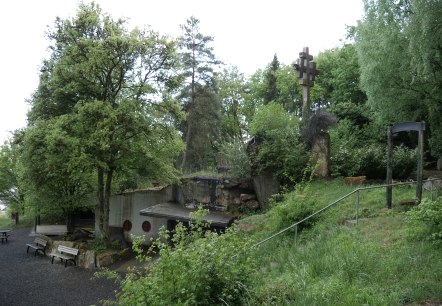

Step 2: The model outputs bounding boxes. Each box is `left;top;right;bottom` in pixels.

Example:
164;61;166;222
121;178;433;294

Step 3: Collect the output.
356;0;442;157
216;66;248;142
178;16;222;171
24;2;183;241
263;54;280;104
249;103;309;186
0;138;25;213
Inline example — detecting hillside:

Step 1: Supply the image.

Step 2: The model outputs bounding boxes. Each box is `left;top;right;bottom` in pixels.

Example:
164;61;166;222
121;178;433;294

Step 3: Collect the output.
238;179;442;305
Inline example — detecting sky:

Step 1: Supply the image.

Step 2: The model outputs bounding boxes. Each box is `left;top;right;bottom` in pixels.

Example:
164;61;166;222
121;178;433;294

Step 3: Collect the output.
0;0;364;143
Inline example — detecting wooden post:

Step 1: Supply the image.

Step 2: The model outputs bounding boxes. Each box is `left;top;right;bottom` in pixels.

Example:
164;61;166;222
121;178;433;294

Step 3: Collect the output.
386;125;393;209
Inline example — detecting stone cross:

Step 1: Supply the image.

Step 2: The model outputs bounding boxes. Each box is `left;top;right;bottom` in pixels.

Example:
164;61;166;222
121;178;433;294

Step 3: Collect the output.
293;47;319;120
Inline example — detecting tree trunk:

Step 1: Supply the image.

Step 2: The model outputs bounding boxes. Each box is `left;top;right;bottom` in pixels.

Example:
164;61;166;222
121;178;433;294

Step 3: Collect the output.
95;166;113;245
95;167;105;239
66;212;75;233
180;58;196;170
102;168;113;245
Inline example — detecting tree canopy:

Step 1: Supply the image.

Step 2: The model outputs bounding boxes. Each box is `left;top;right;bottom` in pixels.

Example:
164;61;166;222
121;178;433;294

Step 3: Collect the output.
23;2;184;240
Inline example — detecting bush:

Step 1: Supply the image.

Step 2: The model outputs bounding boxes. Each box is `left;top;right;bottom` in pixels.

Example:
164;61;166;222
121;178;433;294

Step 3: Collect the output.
218;139;251;179
392;145;417;179
268;189;321;233
330;120;417;179
406;198;442;242
108;209;256;306
249;103;309;186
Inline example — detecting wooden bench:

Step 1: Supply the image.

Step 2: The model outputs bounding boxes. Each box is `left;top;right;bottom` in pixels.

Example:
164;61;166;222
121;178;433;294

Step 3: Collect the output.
26;237;48;256
49;245;79;267
0;234;10;243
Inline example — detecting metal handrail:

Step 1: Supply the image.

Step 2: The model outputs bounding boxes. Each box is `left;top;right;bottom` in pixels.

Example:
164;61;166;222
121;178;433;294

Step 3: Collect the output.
251;178;441;249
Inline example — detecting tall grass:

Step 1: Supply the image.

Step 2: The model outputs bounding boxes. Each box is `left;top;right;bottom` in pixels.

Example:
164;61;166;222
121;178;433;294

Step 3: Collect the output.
239;179;442;305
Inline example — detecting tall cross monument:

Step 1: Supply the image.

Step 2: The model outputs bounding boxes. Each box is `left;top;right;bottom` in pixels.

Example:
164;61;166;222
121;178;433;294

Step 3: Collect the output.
293;47;319;120
294;47;330;178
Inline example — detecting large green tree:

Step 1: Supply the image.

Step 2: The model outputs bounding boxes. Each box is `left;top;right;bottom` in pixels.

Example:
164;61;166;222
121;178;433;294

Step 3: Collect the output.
0;137;25;215
21;118;95;230
178;16;222;171
25;3;183;242
315;44;369;127
216;66;248;142
356;0;442;157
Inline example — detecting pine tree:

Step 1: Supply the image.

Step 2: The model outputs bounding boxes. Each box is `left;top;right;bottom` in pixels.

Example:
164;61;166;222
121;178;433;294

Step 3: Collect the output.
263;54;280;104
178;16;222;171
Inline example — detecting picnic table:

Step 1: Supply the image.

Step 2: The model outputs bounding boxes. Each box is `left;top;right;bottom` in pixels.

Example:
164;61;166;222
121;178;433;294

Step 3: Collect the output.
0;229;11;243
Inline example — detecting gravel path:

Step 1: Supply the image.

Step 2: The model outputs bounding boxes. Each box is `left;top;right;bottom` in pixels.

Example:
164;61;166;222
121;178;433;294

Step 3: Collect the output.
0;227;118;306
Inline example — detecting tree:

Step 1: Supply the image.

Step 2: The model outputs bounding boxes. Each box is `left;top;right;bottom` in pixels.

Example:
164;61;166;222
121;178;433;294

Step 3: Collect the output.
315;44;367;106
0;137;25;217
26;3;183;242
356;0;442;157
315;44;369;127
216;66;248;142
274;65;302;115
263;54;280;104
244;62;303;127
178;16;222;171
21;118;95;231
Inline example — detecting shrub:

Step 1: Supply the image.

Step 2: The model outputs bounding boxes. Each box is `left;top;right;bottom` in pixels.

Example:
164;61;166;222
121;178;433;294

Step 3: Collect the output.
330;119;417;179
249;103;309;186
218;139;251;179
406;198;442;242
392;145;417;179
268;190;321;233
109;209;256;306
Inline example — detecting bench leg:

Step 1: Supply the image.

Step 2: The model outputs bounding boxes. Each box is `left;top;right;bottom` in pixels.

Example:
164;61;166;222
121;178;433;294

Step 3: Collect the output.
51;256;55;264
27;246;30;253
35;248;45;256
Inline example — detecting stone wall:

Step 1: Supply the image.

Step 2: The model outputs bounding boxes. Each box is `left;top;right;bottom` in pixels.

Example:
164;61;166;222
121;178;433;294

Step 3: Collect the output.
177;176;258;215
45;238;130;269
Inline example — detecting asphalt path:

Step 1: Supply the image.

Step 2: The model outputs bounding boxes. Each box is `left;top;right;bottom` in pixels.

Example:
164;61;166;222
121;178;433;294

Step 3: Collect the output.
0;227;118;306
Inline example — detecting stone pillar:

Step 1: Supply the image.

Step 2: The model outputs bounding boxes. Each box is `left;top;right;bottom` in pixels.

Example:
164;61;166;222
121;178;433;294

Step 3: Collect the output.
312;133;330;178
252;171;280;210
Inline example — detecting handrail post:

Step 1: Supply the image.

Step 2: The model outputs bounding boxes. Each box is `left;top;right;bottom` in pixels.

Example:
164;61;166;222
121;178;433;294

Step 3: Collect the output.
430;180;433;201
386;125;393;209
416;123;425;203
356;189;360;225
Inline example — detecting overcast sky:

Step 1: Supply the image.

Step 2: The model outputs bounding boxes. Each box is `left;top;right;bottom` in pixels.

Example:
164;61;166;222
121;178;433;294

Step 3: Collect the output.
0;0;364;143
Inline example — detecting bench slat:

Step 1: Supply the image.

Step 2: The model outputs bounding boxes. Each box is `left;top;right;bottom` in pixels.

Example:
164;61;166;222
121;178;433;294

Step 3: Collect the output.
26;237;48;256
49;245;79;267
58;245;79;256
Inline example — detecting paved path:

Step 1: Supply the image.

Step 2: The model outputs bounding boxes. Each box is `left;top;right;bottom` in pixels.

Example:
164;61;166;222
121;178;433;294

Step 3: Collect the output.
0;227;118;306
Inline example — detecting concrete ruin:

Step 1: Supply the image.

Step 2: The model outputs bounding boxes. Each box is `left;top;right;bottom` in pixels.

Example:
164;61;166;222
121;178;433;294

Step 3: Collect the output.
108;176;260;244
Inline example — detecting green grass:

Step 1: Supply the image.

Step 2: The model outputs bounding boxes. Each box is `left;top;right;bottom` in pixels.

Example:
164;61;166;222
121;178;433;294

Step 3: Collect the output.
238;179;442;305
0;211;12;228
0;211;33;229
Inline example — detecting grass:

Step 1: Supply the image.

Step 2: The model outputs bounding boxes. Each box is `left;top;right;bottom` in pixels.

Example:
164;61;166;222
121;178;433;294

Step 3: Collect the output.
0;211;12;228
238;179;442;305
0;211;33;229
